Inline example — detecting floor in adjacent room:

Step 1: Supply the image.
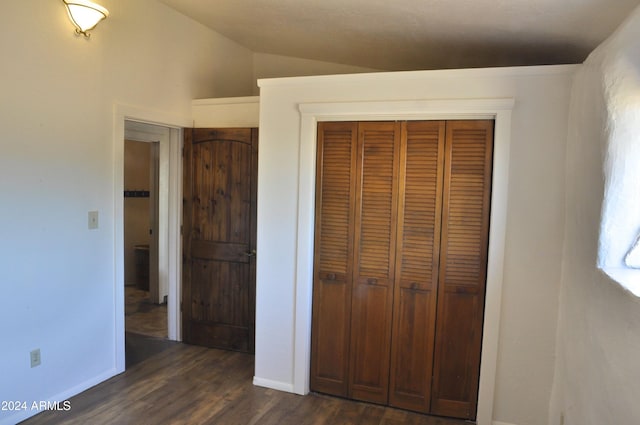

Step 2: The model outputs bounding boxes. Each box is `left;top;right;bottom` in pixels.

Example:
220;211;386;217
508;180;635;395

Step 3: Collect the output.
124;285;171;367
125;285;167;339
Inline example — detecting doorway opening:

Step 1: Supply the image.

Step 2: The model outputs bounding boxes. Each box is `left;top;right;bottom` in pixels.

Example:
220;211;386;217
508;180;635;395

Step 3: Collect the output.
310;120;493;420
277;98;514;425
124;140;164;315
123;120;180;367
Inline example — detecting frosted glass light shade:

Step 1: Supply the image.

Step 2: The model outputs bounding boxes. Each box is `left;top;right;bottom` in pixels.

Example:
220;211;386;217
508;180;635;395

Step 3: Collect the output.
63;0;109;36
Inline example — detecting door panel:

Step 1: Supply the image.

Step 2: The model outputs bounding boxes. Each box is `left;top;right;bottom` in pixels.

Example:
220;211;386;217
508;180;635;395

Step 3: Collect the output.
430;120;493;419
389;121;445;412
349;122;400;404
349;283;393;403
182;127;257;353
149;142;160;304
310;122;358;396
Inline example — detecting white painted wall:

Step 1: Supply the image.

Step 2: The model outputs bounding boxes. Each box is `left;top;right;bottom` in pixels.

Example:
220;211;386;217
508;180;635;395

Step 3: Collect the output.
0;1;253;424
255;65;574;425
549;5;640;425
194;52;382;122
252;52;382;94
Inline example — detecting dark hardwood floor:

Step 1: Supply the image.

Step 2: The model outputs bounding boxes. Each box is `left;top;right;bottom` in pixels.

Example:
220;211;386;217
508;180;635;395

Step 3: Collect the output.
20;341;470;425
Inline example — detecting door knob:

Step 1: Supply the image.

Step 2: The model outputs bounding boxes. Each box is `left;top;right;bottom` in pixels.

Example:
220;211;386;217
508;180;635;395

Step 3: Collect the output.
244;249;256;257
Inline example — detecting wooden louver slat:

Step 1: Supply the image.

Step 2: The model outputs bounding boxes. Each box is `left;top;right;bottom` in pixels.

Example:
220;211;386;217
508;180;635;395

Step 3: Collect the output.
318;133;354;276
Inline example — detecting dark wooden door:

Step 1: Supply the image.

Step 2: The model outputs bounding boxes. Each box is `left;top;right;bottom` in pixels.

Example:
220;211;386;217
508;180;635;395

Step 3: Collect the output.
182;128;258;353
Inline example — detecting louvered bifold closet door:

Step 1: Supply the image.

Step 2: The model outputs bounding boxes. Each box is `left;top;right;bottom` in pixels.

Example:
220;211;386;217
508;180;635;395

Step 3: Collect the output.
388;121;446;413
430;120;494;420
310;122;358;396
348;122;400;404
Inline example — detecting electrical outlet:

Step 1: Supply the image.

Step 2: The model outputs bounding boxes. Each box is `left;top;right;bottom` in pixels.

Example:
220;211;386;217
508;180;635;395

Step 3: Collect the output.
30;349;41;368
88;210;99;229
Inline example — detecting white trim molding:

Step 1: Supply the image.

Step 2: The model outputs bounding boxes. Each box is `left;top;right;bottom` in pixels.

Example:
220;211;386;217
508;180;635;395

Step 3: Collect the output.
192;96;260;128
291;98;514;425
0;368;117;425
252;377;295;393
258;64;577;89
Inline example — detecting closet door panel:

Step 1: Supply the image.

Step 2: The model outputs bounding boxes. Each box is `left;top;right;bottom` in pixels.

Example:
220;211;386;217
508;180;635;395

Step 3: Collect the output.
431;120;494;420
349;283;393;401
349;122;400;404
310;122;358;396
389;121;445;413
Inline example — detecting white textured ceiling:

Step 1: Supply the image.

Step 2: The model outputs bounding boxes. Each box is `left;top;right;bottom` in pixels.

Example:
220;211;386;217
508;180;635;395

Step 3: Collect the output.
157;0;640;71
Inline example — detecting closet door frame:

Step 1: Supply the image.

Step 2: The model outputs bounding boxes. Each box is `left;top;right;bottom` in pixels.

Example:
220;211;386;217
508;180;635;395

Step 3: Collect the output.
295;98;514;425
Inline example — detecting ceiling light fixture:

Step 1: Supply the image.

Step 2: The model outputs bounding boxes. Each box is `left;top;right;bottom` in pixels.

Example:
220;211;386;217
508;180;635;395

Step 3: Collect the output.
62;0;109;37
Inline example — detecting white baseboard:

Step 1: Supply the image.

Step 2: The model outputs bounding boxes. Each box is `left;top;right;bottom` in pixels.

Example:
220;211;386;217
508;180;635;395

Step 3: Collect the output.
493;421;518;425
0;368;119;425
253;376;295;393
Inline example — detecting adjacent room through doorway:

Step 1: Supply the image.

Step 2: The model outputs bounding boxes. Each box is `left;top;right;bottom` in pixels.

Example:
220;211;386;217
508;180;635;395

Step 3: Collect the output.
122;120;174;367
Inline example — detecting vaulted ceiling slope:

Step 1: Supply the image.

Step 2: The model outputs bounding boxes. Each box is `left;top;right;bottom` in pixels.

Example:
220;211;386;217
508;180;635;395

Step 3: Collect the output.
157;0;640;71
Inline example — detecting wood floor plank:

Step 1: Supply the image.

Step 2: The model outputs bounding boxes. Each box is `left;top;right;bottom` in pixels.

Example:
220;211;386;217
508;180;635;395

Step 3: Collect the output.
19;342;468;425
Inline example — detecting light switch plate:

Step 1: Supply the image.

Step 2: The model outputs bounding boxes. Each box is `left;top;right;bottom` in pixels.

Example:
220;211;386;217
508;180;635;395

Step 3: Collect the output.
30;349;41;368
88;211;99;229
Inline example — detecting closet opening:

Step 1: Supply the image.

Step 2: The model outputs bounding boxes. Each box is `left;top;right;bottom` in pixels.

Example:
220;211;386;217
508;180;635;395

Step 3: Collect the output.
310;120;493;421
